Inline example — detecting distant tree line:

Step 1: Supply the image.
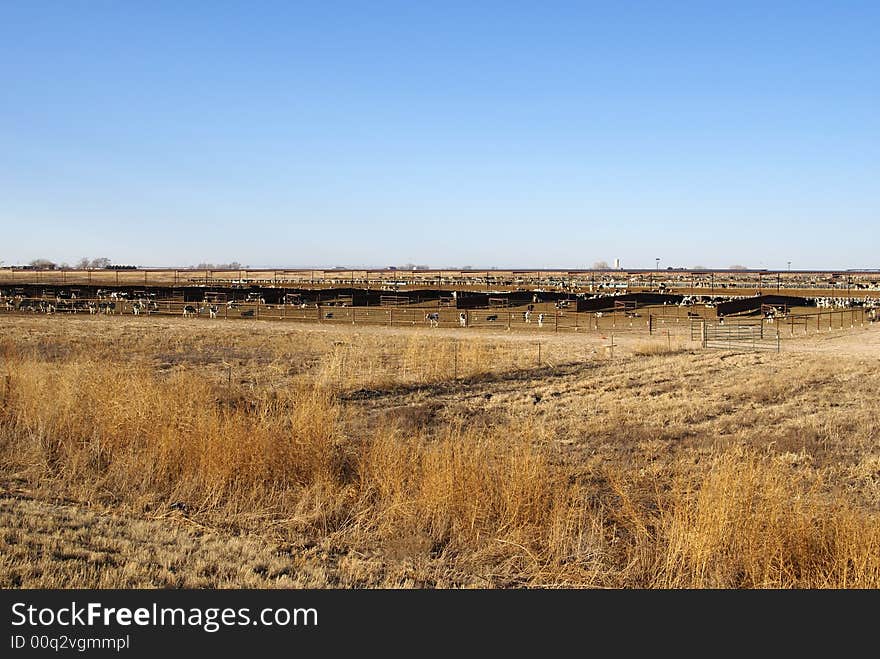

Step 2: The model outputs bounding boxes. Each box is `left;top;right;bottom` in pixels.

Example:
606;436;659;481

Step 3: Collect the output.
21;257;130;270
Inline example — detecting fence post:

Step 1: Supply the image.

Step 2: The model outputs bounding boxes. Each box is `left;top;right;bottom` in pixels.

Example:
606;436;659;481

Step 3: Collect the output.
649;314;653;335
388;307;393;326
318;304;323;323
507;312;511;331
701;321;707;348
555;311;558;332
760;318;764;339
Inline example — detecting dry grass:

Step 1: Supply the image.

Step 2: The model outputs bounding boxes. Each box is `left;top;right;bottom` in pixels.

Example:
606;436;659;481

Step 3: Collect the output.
1;314;879;588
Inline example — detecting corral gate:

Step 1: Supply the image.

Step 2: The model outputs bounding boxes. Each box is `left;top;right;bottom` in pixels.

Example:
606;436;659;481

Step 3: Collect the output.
690;319;780;352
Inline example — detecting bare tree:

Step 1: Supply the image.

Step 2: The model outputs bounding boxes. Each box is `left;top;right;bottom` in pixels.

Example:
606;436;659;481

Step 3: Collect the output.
28;259;57;270
90;257;111;269
75;257;91;269
593;260;610;269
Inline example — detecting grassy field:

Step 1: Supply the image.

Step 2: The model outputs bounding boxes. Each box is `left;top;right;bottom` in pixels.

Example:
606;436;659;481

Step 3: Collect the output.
1;314;879;588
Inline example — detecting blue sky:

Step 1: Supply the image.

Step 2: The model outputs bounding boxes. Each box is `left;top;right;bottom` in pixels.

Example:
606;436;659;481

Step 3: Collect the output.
1;2;877;270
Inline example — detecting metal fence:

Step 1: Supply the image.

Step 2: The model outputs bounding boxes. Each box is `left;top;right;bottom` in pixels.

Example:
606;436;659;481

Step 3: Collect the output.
690;319;780;352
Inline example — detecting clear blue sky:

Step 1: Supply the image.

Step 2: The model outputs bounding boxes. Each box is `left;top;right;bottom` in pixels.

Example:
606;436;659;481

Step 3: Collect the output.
1;1;877;270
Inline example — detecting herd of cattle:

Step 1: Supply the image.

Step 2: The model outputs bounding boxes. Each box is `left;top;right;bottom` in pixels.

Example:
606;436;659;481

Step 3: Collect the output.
0;290;224;317
2;288;878;324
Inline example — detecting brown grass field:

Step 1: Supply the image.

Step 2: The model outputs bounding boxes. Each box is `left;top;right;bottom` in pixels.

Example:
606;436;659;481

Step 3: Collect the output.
1;314;879;588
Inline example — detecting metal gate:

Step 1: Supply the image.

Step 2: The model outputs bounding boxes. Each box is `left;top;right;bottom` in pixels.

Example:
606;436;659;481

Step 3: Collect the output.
690;319;780;352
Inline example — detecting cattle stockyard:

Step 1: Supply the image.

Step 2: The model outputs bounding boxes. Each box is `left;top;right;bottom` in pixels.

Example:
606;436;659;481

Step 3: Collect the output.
2;266;878;349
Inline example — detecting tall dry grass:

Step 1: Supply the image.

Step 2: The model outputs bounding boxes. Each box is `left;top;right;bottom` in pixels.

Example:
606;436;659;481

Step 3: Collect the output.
626;452;880;588
2;333;880;588
1;355;343;506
